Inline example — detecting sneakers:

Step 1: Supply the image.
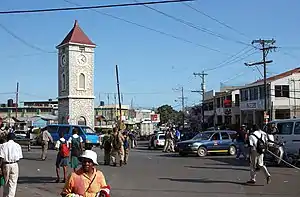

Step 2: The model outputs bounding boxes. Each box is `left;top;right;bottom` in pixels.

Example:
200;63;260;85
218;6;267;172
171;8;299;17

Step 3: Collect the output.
246;180;256;184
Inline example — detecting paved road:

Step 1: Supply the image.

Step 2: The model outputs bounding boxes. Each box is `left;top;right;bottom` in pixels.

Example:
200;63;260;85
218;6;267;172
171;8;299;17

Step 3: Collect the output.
17;144;300;197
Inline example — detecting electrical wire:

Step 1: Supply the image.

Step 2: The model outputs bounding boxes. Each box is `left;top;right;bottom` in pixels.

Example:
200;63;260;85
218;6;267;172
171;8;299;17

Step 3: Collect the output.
204;47;257;72
63;0;225;54
135;0;251;47
0;0;193;15
0;23;55;53
183;2;251;40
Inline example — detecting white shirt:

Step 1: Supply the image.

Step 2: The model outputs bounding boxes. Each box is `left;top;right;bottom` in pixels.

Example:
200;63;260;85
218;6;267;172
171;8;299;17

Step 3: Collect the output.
55;138;68;149
249;130;268;151
267;134;275;146
0;140;23;162
68;134;83;144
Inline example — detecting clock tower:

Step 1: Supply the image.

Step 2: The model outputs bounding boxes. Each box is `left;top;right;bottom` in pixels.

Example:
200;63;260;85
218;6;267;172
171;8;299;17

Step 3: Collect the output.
56;20;96;128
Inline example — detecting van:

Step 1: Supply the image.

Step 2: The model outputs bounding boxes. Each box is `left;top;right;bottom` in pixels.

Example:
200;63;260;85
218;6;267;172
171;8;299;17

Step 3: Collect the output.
47;124;100;149
267;119;300;155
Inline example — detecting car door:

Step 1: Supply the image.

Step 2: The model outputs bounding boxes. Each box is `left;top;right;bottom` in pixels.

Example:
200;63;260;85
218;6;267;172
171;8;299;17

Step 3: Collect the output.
276;122;294;154
206;132;221;151
220;132;231;150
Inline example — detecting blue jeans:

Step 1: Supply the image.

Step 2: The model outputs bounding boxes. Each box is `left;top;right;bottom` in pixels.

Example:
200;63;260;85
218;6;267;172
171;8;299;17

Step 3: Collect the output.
236;142;247;158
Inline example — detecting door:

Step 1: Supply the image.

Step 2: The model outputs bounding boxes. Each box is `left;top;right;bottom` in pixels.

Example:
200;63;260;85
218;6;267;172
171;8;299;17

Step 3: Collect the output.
292;122;300;154
276;121;294;154
220;132;231;150
206;132;221;151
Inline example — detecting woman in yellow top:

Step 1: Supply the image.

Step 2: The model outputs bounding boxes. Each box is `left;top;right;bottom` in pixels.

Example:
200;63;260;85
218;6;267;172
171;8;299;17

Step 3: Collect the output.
61;150;110;197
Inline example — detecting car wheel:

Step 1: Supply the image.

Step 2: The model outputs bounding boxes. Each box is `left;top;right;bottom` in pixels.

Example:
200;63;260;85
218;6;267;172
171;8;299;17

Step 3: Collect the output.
197;146;207;157
228;145;237;156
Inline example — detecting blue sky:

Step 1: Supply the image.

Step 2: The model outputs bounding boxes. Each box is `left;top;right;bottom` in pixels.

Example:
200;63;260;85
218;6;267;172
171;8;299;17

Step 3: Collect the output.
0;0;300;110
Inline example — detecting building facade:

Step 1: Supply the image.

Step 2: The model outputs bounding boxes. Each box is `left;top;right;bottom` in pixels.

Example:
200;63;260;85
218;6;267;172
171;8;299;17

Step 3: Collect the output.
240;67;300;127
57;20;96;128
203;88;241;127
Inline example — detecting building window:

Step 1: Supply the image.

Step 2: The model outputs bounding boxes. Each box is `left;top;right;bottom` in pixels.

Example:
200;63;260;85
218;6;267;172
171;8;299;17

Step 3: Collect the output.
249;87;258;100
78;73;85;89
259;86;265;99
62;73;66;91
241;89;248;101
275;85;289;97
235;94;240;106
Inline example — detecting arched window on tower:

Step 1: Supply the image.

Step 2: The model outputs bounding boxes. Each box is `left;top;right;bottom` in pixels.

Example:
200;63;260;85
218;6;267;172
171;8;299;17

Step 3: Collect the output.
62;73;66;91
79;73;85;89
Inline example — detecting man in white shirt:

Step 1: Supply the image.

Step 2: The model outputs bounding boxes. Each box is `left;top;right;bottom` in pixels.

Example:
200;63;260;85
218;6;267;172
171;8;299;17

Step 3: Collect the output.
248;126;271;184
0;133;23;197
41;127;53;160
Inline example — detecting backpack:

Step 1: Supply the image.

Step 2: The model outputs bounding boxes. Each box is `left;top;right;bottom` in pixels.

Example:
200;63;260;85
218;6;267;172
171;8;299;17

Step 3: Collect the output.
71;137;81;157
112;133;122;149
60;140;70;157
123;137;129;149
252;133;267;154
103;135;112;151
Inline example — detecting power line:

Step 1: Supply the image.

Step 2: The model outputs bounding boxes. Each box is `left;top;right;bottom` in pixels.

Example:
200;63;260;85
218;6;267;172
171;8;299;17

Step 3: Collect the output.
63;0;225;54
135;0;251;47
183;2;250;40
0;0;193;15
0;23;55;53
204;47;257;72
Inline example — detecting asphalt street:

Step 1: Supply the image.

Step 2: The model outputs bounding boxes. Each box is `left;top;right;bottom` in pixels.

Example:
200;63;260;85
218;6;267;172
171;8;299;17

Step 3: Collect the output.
17;143;300;197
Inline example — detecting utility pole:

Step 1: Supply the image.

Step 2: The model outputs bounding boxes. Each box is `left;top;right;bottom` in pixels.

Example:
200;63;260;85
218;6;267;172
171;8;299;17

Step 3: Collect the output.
115;65;122;123
193;71;208;126
245;39;276;124
15;82;19;118
174;86;187;129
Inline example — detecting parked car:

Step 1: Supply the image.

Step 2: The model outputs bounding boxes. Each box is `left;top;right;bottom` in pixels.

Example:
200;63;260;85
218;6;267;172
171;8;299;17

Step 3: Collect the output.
47;124;100;149
176;130;237;157
148;133;165;149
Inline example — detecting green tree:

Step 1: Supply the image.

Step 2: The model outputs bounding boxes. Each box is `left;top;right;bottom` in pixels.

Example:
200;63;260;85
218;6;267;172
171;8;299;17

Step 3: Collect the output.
156;105;178;125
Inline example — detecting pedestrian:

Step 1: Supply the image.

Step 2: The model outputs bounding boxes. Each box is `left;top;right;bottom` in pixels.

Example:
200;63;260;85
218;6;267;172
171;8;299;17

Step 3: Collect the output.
163;129;174;152
234;125;247;160
102;130;112;165
55;132;70;183
68;128;83;172
0;137;6;197
41;127;53;160
61;150;110;197
111;127;124;167
0;133;23;197
247;125;271;184
122;131;130;165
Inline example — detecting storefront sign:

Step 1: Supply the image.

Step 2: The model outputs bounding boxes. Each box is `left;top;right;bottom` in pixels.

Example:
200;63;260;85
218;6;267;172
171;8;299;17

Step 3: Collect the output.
247;103;256;108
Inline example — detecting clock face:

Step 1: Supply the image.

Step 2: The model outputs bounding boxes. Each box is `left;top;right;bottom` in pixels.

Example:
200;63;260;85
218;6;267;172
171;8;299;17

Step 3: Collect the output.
77;54;87;65
61;54;67;66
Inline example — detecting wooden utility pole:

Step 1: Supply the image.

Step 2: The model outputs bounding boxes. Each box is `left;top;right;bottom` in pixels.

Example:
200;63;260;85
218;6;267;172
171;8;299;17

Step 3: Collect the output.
245;39;276;123
115;65;122;123
15;82;19;118
174;86;187;129
193;71;208;125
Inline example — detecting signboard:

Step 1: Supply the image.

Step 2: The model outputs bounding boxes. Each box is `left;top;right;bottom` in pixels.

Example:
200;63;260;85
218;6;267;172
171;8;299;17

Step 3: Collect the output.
151;114;160;122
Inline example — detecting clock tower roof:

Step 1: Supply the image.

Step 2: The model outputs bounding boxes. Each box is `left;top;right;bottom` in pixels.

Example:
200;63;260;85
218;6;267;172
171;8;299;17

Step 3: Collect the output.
57;20;96;48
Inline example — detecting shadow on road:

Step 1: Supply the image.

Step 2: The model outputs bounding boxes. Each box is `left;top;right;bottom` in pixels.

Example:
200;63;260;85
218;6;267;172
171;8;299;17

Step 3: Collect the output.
207;157;249;167
185;165;248;172
22;157;43;161
18;176;57;184
159;177;263;186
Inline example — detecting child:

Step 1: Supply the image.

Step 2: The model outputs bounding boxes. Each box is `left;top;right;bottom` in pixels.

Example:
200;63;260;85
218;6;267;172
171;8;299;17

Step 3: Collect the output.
55;132;69;183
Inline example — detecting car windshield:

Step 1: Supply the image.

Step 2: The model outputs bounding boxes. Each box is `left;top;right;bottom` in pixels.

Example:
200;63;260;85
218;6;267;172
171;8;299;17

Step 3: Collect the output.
192;132;212;140
81;127;96;134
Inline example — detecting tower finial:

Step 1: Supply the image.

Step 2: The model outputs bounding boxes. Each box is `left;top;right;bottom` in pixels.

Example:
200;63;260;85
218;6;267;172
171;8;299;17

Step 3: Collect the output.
74;20;78;27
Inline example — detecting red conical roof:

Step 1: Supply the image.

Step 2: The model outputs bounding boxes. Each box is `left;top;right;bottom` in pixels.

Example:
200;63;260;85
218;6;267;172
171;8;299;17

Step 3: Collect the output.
57;20;95;47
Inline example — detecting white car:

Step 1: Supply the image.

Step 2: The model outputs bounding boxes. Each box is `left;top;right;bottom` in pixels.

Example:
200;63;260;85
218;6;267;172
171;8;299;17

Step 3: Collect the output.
14;130;27;138
148;133;165;149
